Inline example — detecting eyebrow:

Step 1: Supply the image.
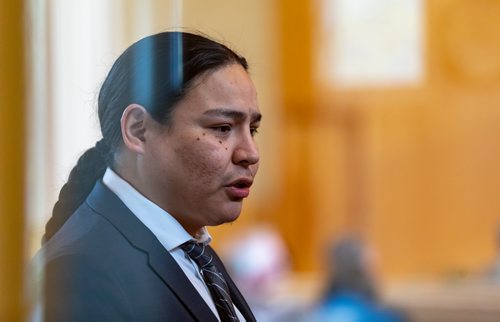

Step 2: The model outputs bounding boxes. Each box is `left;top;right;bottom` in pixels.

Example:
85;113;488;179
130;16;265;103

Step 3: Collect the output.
203;108;262;123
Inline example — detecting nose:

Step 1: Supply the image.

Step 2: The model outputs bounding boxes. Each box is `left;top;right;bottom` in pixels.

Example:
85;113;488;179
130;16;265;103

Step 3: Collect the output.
232;131;259;167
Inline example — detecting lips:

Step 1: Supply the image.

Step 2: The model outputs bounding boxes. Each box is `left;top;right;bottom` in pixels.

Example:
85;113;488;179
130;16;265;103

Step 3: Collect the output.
225;178;253;199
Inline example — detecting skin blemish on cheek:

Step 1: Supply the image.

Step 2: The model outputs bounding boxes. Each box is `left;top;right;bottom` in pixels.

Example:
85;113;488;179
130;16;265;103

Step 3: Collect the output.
196;137;200;141
219;140;222;144
202;133;206;136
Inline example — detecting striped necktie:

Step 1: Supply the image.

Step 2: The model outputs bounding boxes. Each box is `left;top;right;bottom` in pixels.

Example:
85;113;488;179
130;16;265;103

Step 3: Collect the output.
181;241;240;322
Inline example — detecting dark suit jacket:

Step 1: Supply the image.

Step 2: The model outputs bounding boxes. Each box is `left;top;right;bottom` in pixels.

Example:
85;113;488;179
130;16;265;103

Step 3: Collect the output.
40;181;256;322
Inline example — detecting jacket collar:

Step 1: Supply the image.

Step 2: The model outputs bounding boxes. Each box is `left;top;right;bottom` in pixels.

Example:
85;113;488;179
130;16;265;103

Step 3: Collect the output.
86;180;219;322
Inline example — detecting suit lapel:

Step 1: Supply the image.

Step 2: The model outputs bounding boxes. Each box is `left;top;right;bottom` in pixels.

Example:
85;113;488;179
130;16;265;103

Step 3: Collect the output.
86;181;218;322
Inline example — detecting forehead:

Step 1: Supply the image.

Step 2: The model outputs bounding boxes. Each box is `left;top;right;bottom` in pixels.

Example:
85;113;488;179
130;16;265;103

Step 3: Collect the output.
177;64;260;118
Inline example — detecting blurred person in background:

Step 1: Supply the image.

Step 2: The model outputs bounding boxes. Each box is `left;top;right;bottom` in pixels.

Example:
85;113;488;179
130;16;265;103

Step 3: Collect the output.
223;226;304;322
484;222;500;283
307;234;406;322
33;31;260;321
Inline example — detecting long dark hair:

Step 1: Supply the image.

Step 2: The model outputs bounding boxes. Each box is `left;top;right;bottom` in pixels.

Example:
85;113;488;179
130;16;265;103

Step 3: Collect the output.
42;32;248;243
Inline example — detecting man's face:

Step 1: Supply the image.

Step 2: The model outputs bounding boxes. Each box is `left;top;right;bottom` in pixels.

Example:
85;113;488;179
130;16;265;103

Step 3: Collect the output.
141;64;261;235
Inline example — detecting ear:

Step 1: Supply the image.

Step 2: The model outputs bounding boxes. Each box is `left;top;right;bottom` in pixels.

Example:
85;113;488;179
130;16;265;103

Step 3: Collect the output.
120;104;148;154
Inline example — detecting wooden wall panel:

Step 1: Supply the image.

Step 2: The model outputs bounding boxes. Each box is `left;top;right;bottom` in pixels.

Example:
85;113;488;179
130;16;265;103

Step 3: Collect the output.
278;0;500;278
365;0;500;278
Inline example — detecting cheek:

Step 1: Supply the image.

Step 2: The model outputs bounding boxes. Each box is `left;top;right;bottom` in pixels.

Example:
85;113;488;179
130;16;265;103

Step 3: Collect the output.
174;140;227;184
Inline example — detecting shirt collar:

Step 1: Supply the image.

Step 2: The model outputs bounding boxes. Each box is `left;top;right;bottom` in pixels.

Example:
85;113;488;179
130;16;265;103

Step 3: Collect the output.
102;167;212;251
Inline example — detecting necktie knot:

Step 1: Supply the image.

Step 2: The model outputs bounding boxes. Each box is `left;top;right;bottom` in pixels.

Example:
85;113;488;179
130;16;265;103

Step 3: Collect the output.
181;241;214;269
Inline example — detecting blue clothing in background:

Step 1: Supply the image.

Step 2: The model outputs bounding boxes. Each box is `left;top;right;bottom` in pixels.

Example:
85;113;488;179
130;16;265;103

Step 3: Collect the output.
310;292;404;322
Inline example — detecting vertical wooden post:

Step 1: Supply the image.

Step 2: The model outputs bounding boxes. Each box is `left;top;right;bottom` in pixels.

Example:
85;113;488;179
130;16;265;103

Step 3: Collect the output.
276;0;317;271
0;0;27;320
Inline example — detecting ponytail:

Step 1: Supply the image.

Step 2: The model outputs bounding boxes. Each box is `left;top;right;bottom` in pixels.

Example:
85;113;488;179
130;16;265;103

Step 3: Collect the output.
42;139;110;243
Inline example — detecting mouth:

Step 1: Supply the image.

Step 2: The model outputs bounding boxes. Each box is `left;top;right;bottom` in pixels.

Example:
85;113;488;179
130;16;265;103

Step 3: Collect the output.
225;178;253;199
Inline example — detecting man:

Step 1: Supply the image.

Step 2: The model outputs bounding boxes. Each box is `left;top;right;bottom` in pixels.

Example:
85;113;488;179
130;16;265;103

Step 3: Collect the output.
37;32;259;321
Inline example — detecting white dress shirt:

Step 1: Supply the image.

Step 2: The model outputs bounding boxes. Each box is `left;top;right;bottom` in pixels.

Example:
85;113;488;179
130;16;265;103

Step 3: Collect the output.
102;168;244;321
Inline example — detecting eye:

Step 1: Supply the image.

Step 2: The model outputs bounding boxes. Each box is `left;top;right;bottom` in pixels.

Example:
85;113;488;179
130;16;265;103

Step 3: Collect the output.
250;127;259;137
212;125;232;134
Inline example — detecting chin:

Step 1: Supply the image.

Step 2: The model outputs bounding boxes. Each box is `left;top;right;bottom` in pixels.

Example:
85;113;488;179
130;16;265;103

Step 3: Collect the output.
214;204;242;225
225;212;241;224
205;201;242;226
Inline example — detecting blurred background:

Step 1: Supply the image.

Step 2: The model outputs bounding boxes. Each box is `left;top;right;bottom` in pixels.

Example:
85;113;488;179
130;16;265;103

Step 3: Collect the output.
2;0;500;320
